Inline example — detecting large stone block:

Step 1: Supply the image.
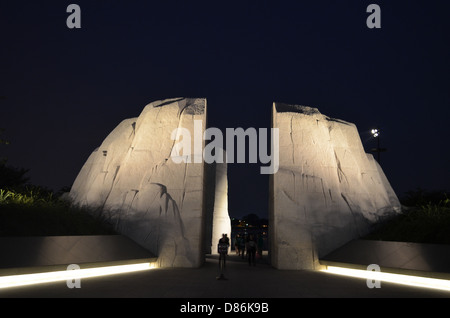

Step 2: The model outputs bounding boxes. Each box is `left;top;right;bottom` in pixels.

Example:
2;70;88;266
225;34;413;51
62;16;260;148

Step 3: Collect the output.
69;98;230;268
270;103;401;270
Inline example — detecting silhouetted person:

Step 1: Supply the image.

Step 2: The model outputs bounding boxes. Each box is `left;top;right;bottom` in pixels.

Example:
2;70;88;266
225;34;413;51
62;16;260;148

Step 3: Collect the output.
239;234;246;259
257;234;264;259
246;235;256;266
217;233;229;280
234;234;241;255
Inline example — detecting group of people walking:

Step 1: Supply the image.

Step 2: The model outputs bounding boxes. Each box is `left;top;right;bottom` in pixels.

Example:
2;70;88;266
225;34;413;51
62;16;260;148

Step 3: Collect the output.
234;233;264;266
216;232;265;280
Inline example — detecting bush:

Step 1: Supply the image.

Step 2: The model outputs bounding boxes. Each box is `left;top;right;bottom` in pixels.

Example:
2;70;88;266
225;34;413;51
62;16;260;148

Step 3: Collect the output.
0;185;55;205
400;188;449;207
0;187;116;236
365;194;450;244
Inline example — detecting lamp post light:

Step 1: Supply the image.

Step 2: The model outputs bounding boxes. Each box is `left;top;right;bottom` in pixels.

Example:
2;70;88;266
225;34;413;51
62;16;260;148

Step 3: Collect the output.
370;128;386;165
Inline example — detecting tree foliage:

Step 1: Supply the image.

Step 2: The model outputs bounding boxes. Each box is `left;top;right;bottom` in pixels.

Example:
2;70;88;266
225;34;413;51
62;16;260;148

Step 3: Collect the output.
400;188;450;207
0;128;30;189
0;164;30;189
0;128;9;145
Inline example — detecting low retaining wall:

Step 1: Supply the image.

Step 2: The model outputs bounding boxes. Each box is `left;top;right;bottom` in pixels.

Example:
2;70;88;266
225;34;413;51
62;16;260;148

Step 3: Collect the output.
0;235;157;275
321;239;450;279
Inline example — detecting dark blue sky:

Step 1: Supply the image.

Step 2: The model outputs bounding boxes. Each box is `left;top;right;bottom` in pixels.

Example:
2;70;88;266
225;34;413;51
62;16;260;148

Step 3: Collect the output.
1;1;449;218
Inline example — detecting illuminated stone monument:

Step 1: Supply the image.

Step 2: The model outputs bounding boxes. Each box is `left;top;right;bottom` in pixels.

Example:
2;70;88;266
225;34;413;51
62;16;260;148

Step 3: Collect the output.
269;103;401;270
69;98;231;268
69;98;400;271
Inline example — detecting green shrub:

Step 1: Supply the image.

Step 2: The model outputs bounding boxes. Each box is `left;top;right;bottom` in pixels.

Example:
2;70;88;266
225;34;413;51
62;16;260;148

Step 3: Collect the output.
0;187;116;236
365;195;450;244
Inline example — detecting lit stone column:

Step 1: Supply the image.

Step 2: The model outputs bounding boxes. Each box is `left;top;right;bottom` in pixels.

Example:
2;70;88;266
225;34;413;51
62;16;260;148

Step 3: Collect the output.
210;149;231;254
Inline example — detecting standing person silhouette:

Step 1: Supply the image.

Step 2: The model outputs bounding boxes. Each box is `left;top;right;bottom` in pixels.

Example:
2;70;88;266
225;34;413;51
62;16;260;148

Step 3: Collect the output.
234;234;241;255
240;234;246;259
217;233;229;280
257;234;264;259
246;235;257;266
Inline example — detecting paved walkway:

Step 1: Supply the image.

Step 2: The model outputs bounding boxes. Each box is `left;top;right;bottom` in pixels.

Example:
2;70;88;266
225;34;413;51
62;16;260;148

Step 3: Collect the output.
1;253;449;299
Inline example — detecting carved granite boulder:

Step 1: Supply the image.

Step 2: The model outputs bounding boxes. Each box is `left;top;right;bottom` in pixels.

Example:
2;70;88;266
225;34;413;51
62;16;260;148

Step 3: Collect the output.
269;103;401;269
69;98;231;268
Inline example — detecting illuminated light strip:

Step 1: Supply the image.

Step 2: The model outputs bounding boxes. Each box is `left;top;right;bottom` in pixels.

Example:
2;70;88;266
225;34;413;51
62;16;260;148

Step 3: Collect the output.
0;262;156;289
321;266;450;292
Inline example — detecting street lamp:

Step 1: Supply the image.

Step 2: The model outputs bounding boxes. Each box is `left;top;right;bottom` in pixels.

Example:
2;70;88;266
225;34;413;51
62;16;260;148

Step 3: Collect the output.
370;127;386;164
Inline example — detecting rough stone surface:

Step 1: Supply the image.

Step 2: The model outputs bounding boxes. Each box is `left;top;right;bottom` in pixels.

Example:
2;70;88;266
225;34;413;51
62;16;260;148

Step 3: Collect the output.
203;149;231;255
210;149;231;254
269;103;401;270
69;98;230;268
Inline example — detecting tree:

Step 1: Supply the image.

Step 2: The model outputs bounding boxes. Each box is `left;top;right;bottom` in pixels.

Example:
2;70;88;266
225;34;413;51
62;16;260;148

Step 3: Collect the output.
0;128;9;146
0;128;29;189
0;164;30;189
401;188;449;207
0;128;9;165
242;213;261;227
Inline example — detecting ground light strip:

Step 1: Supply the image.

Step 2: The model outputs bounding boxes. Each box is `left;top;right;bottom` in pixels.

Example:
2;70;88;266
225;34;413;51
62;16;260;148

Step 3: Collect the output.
0;262;156;289
321;266;450;292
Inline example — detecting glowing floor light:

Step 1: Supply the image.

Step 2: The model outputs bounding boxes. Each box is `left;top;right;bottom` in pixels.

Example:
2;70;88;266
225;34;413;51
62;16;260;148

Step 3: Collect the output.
0;262;156;289
321;266;450;292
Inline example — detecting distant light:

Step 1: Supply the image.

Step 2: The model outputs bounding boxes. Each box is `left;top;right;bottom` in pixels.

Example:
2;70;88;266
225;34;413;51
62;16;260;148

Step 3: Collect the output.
0;262;156;289
371;129;379;137
321;266;450;292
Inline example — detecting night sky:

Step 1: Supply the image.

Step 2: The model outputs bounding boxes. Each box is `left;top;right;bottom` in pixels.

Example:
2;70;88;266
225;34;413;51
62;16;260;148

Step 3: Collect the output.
1;1;449;219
